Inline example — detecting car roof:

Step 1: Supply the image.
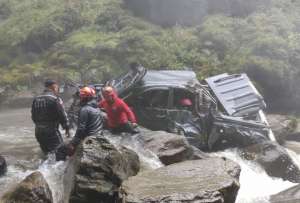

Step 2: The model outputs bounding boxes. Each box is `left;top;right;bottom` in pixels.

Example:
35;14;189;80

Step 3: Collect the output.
139;70;199;88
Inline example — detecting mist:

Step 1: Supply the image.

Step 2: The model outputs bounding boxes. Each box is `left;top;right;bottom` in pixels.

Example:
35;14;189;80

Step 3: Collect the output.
0;0;299;113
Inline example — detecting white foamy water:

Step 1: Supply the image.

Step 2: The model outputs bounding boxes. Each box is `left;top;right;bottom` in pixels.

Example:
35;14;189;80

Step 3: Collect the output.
0;165;34;197
104;133;163;170
38;155;68;203
1;108;300;203
214;150;297;203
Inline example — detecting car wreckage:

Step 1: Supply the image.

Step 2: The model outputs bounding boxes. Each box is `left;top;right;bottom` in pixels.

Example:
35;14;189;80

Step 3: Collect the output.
66;66;274;151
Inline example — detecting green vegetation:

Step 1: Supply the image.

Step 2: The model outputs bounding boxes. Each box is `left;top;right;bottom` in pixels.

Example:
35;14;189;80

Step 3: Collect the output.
0;0;300;110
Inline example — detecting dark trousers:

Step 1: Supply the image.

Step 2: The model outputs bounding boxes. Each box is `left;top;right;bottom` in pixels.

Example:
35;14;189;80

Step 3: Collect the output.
35;125;63;154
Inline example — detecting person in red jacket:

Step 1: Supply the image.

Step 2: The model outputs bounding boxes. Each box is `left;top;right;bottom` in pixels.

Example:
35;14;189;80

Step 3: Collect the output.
99;86;138;134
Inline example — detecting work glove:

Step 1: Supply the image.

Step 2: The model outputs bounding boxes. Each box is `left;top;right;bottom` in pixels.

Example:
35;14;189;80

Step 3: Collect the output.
55;142;76;161
66;143;76;157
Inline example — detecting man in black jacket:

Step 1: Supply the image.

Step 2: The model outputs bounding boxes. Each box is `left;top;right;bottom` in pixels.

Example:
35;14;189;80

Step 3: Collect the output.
71;86;104;147
31;79;70;154
56;86;104;160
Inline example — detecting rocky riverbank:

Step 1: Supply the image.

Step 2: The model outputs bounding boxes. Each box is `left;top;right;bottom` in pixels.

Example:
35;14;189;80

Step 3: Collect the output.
3;113;300;203
0;129;242;203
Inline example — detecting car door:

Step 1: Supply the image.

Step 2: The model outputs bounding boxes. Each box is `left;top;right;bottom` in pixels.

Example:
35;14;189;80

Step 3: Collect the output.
134;88;172;131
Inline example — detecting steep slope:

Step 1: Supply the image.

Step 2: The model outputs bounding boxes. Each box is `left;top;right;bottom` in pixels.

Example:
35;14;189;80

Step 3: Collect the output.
0;0;300;111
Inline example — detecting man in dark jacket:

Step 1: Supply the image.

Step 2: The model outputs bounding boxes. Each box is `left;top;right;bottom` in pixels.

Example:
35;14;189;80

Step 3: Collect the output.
70;86;104;147
56;86;104;160
31;79;70;154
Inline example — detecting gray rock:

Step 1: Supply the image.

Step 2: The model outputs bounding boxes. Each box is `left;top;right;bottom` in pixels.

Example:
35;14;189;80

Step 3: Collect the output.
0;155;7;176
266;114;298;144
138;129;208;165
1;171;53;203
241;141;300;182
70;136;140;203
283;141;300;154
270;184;300;203
122;157;240;203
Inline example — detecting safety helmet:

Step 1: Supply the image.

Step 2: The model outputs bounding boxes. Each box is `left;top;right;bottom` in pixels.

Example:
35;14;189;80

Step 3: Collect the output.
79;86;96;98
180;98;192;106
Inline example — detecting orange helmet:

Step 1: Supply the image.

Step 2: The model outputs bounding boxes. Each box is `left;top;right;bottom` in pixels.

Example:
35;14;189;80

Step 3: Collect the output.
79;87;96;98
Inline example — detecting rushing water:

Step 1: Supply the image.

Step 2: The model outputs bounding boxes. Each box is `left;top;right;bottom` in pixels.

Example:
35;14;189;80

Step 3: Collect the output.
0;109;75;203
104;133;163;170
0;108;299;203
214;150;296;203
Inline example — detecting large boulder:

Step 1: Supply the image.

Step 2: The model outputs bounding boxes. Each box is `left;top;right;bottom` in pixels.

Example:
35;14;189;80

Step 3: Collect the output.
137;129;208;165
0;155;7;176
270;184;300;203
1;171;53;203
122;157;240;203
241;141;300;183
266;114;298;144
70;136;140;203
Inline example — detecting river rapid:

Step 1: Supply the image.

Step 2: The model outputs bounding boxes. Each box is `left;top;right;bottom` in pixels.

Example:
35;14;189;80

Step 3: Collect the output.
0;108;298;203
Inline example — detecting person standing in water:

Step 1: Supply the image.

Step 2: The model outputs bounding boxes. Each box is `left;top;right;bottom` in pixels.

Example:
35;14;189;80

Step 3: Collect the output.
56;86;104;160
31;79;70;154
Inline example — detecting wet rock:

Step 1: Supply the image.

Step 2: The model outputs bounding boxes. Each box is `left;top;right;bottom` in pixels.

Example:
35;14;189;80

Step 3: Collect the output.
122;157;240;203
283;141;300;154
70;136;140;203
138;129;208;165
0;155;7;176
1;171;53;203
242;141;300;183
266;114;298;144
270;184;300;203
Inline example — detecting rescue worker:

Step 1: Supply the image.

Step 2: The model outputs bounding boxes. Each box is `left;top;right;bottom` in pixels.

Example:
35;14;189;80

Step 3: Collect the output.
179;98;193;111
56;86;104;160
31;79;70;154
99;86;138;134
71;86;104;146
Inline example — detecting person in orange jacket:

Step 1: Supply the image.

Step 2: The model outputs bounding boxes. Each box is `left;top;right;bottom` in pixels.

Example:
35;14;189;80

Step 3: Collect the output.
99;86;138;134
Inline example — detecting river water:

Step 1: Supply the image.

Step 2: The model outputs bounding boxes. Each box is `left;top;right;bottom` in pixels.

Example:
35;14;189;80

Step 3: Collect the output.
0;108;298;203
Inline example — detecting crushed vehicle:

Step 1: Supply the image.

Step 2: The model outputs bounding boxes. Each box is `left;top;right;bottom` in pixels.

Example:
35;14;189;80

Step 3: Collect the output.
66;66;274;151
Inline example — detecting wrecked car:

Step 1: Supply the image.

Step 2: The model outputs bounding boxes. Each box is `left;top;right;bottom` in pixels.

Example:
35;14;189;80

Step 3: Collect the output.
67;66;274;151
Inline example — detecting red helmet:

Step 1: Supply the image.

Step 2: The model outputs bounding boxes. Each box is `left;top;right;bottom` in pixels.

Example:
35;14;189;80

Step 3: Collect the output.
79;87;96;98
180;98;192;106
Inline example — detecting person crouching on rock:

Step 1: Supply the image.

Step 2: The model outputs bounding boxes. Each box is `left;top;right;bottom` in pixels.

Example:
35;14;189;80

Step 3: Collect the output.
56;86;104;161
99;86;139;134
31;79;70;155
